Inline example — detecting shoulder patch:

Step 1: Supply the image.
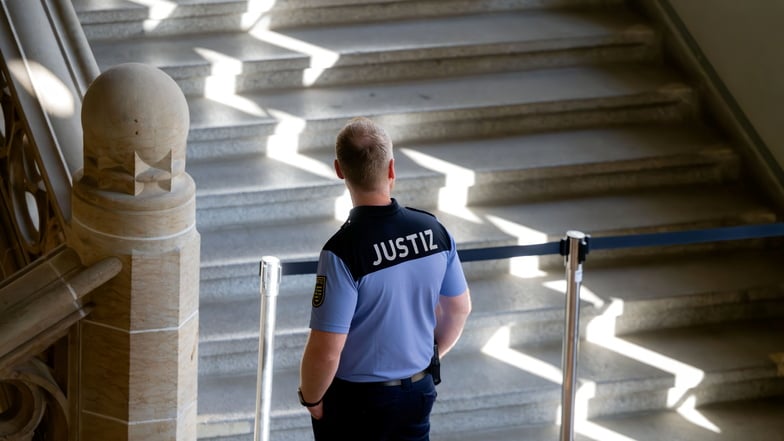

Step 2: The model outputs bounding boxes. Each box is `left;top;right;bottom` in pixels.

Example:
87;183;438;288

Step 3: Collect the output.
312;275;326;308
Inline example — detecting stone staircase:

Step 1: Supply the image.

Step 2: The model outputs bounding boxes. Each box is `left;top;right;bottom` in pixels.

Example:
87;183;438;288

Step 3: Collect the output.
73;1;784;440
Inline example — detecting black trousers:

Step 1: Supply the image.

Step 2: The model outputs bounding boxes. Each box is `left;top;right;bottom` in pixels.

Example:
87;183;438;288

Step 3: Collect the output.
311;373;437;441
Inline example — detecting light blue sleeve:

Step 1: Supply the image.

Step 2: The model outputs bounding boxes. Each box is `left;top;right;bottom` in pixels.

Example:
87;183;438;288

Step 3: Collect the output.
309;250;357;334
440;234;468;297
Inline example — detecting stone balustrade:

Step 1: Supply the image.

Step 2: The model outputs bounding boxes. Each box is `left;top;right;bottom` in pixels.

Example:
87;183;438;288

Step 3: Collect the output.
69;62;200;441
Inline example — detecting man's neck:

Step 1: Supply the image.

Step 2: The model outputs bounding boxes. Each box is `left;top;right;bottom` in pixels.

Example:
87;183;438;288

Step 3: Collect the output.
350;191;392;207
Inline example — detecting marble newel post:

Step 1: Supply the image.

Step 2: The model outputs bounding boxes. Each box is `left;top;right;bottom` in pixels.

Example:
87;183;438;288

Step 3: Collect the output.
69;63;199;440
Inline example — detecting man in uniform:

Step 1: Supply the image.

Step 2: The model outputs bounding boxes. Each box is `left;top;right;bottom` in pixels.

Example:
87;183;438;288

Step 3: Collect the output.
298;116;472;440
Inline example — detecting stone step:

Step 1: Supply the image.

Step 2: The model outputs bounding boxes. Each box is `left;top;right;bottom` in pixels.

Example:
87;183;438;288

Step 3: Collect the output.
198;182;779;283
89;9;658;96
198;248;784;377
196;318;784;440
181;64;694;159
431;395;784;441
190;124;739;230
75;0;628;39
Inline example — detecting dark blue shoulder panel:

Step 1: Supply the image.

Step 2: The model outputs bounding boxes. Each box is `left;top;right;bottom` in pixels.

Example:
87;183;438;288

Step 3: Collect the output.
324;207;452;281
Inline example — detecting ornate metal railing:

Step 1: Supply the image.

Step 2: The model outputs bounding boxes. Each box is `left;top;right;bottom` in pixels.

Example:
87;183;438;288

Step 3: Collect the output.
0;0;99;280
0;69;65;272
0;1;101;440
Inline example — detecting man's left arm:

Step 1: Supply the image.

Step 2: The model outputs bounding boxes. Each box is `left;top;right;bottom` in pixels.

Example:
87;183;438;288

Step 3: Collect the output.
435;289;471;358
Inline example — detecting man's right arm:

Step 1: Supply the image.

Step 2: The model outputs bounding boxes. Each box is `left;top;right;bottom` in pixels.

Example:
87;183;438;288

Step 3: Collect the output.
300;329;347;419
434;289;471;358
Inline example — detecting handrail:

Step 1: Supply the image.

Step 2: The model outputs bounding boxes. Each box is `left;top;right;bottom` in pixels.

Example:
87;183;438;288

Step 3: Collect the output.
44;0;101;97
0;245;121;440
0;246;122;372
255;222;784;440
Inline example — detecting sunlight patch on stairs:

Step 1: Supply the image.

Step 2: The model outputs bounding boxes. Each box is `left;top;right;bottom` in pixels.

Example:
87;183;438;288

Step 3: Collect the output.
676;396;721;434
542;280;605;308
265;109;336;178
585;299;721;434
239;0;277;29
197;420;252;440
485;215;547;278
126;0;176;31
399;148;480;223
481;297;723;439
334;189;352;222
248;15;340;87
481;326;635;441
191;46;340;188
195;48;269;117
575;421;638;441
482;326;563;384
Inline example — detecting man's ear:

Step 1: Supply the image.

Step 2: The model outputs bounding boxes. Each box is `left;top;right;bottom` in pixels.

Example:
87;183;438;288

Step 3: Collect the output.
388;158;395;180
334;159;345;179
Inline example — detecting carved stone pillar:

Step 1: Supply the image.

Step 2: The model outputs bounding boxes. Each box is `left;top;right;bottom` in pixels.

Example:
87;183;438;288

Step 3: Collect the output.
69;63;199;441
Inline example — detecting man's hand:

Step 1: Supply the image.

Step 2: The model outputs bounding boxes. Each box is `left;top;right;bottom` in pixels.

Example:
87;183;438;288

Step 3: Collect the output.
307;402;324;420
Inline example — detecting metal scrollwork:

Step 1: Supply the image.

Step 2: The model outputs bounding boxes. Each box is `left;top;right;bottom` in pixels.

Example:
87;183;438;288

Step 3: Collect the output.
0;359;68;441
0;62;63;268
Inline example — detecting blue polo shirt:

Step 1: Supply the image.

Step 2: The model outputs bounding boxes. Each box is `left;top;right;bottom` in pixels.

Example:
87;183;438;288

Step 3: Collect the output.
309;199;467;382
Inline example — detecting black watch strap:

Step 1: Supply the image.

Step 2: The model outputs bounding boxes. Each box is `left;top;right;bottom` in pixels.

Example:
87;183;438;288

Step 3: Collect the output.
297;388;322;407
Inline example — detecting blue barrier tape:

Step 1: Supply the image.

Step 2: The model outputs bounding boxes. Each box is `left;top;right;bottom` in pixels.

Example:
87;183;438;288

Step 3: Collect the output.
457;242;562;262
279;222;784;275
590;223;784;251
282;260;318;276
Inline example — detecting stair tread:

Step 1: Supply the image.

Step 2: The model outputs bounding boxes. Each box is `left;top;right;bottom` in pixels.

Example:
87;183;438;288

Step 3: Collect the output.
444;320;783;404
88;9;653;72
199;248;784;344
183;64;687;136
431;395;784;441
467;186;775;239
189;124;729;198
199;183;776;268
74;0;454;17
197;319;784;420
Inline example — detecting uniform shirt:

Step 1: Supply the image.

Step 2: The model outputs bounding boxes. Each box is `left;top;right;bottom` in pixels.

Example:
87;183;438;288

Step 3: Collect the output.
309;199;467;382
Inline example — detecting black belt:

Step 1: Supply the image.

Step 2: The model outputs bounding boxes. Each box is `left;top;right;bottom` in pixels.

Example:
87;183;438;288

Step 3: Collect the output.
380;370;428;387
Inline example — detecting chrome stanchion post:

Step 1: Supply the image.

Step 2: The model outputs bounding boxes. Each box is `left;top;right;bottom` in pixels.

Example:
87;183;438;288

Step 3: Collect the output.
559;231;589;441
255;256;282;441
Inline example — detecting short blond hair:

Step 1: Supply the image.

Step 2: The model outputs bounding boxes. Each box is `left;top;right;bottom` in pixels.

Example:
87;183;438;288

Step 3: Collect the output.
335;117;393;191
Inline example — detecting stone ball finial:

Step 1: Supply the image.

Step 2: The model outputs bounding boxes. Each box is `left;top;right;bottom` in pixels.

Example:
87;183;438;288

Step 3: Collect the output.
81;63;189;195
